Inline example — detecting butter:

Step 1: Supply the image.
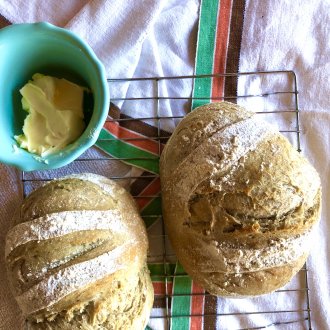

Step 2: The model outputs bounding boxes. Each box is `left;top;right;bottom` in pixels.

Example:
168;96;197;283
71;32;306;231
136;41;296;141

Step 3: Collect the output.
15;74;87;156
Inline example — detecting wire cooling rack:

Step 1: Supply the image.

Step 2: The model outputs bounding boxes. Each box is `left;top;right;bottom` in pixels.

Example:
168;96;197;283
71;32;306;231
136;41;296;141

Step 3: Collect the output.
21;71;312;330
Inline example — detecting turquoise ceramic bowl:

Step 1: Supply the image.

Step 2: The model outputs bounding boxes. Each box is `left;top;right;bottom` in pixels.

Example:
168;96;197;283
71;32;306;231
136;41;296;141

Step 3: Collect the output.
0;22;110;171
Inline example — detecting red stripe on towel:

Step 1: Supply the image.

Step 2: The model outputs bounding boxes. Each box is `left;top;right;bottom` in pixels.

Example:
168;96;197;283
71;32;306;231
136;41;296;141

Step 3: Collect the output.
190;282;205;330
153;281;173;295
103;120;163;156
212;0;233;99
135;177;161;210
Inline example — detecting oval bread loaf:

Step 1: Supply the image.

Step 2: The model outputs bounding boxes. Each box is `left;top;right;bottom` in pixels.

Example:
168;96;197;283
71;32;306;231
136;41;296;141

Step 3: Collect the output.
5;173;153;329
160;102;321;297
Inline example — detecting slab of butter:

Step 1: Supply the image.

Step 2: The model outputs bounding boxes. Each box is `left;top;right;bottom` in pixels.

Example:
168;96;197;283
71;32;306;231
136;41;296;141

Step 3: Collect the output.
15;73;87;156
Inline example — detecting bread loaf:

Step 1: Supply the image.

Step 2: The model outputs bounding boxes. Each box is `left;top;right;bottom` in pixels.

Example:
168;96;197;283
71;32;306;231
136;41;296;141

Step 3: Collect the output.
160;102;321;297
5;173;153;329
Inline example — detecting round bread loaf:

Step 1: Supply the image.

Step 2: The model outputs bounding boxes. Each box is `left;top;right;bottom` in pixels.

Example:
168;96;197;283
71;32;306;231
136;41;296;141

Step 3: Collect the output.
5;173;153;329
160;102;321;297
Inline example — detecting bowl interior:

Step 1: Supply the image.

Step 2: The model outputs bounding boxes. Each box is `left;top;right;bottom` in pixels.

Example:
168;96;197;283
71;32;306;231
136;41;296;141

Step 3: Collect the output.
0;23;108;171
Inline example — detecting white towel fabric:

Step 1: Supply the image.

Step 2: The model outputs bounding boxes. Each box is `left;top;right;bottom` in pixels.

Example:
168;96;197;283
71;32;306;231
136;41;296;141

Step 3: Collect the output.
0;1;329;330
0;0;199;128
237;1;330;329
0;1;199;329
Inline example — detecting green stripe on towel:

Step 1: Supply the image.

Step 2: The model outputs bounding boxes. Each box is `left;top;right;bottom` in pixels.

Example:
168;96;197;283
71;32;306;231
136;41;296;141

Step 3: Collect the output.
148;263;176;281
96;128;159;174
192;0;220;109
171;263;192;330
141;197;162;228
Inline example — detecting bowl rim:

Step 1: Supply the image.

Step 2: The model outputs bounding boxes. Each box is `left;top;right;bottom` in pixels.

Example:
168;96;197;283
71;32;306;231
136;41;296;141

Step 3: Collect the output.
0;22;110;171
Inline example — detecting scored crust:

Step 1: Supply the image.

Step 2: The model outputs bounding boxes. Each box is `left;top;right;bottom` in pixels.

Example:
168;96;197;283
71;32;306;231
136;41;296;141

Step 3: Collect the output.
160;101;321;297
26;266;154;330
6;173;154;329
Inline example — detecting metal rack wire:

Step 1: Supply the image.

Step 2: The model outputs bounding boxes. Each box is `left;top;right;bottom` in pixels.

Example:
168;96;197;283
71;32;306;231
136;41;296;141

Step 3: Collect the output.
21;70;312;330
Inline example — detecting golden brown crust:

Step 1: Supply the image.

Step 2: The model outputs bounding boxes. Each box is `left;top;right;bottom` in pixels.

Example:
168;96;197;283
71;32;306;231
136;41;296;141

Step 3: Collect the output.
180;253;308;297
27;266;154;330
19;178;119;223
160;101;321;297
6;174;154;329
